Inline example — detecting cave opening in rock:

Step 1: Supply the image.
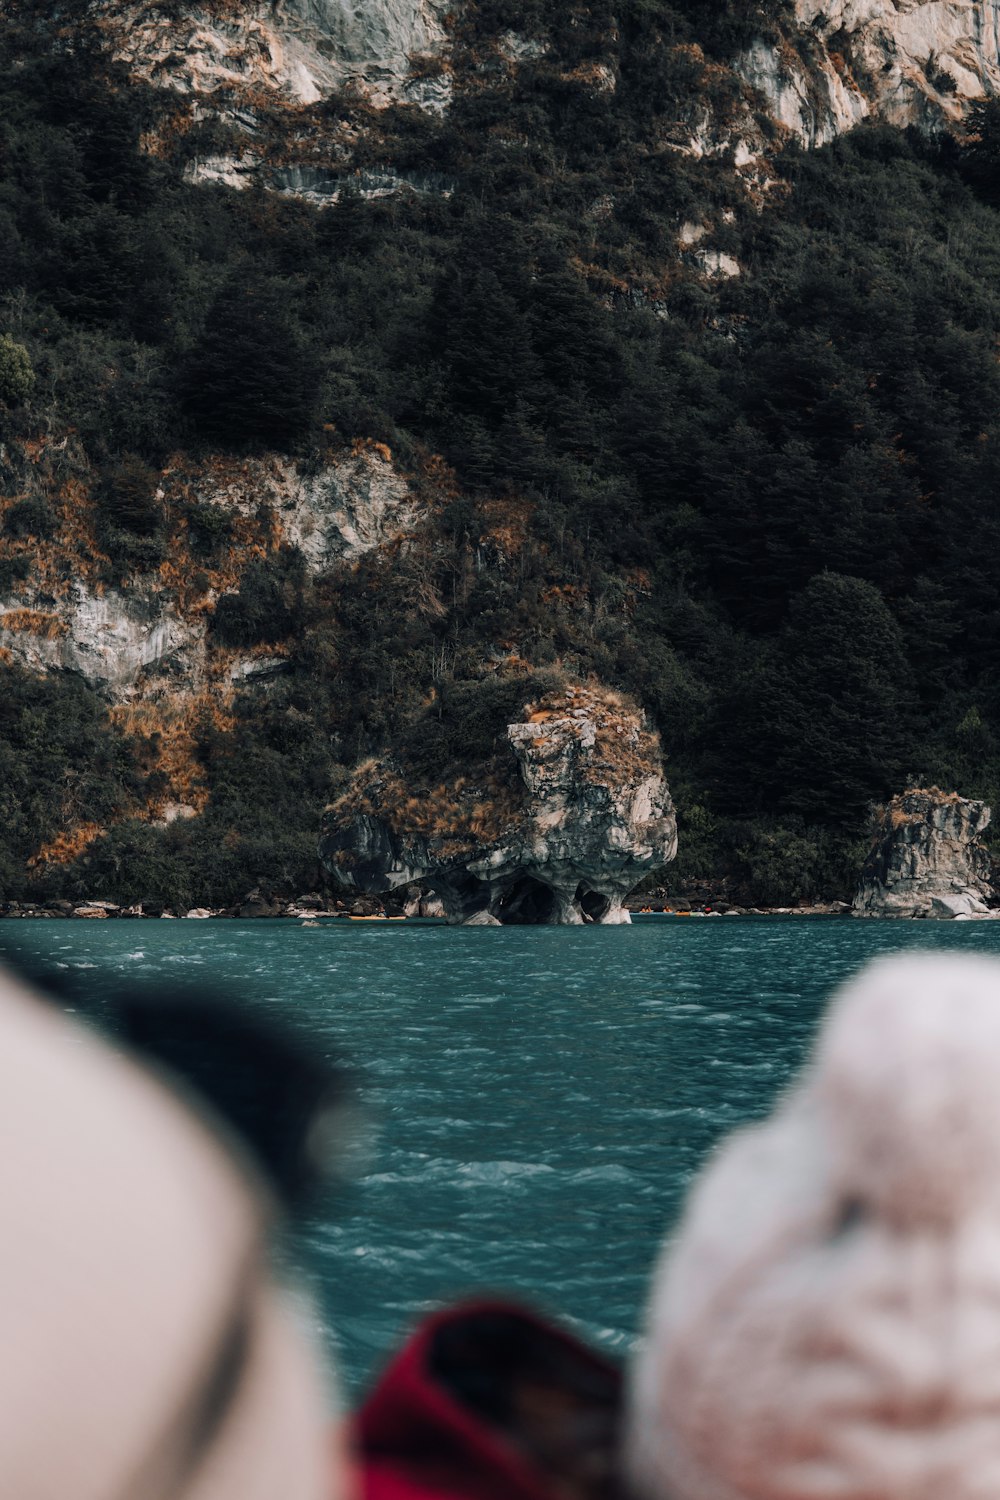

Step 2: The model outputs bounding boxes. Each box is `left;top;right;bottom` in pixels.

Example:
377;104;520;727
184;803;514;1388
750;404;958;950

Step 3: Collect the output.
497;877;558;925
576;886;611;922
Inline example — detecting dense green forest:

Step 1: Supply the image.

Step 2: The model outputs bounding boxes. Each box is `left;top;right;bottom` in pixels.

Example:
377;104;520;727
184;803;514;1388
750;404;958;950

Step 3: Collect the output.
2;0;1000;908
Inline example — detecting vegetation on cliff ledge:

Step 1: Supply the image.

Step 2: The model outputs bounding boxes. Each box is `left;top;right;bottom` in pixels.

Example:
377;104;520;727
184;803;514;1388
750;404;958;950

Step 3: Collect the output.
1;1;1000;906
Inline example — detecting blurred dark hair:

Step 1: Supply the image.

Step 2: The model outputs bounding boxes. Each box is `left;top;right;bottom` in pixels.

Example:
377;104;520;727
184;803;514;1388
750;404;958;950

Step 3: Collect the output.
0;949;359;1214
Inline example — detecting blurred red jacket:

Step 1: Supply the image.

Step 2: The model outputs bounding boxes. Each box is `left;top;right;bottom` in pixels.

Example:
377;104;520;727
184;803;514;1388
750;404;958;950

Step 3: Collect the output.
356;1301;623;1500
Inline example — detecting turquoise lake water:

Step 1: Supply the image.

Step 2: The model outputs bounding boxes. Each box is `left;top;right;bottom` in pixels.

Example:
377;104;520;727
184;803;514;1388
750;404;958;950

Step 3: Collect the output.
5;914;1000;1396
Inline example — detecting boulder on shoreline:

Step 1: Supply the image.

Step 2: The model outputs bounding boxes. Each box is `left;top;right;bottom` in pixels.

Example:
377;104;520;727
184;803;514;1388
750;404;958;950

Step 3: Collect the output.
853;788;994;919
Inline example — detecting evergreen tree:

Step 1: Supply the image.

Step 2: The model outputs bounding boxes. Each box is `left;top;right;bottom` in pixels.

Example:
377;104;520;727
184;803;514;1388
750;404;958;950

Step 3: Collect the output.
181;275;319;449
732;573;915;823
958;99;1000;206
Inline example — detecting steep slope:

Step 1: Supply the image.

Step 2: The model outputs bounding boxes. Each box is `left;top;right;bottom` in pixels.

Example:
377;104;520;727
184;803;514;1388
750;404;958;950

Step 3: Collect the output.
3;0;1000;911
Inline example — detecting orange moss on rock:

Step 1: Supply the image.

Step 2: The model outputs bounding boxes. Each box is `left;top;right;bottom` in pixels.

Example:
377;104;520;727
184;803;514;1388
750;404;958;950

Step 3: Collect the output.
0;609;69;639
331;761;525;855
28;822;104;869
110;691;237;816
329;681;659;862
475;495;534;557
879;786;969;833
524;683;663;789
0;444;110;596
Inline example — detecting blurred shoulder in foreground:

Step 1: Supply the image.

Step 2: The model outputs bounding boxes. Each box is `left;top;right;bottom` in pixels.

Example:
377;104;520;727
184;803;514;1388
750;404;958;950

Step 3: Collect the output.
0;964;347;1500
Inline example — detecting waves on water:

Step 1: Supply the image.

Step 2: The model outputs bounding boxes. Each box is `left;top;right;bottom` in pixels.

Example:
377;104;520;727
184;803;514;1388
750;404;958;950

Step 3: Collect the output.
6;915;1000;1392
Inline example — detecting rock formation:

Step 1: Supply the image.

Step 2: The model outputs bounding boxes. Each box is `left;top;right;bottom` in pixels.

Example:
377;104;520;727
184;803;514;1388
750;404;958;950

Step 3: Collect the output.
739;0;1000;148
95;0;450;110
85;0;1000;220
0;445;423;701
320;684;677;925
853;787;994;918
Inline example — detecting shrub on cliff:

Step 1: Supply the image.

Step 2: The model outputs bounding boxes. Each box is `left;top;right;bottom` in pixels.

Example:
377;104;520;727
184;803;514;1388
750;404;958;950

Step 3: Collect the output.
0;665;144;900
93;455;166;575
4;496;55;540
96;455;161;534
184;500;232;559
211;548;307;647
0;335;34;406
396;669;568;783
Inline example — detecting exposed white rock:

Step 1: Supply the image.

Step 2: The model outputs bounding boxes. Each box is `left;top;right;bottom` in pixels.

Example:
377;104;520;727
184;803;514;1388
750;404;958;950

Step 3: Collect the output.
183;153;262;190
100;0;450;109
0;585;203;698
321;685;678;925
697;249;741;278
497;31;549;63
853;787;994;917
153;803;199;828
180;448;425;571
227;655;291;684
738;37;870;146
928;892;995;918
270;164;455;205
278;449;422;569
0;448;423;705
740;1;1000;147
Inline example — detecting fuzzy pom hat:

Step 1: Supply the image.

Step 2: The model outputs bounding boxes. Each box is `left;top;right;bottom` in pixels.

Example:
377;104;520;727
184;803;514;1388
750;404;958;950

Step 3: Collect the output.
627;952;1000;1500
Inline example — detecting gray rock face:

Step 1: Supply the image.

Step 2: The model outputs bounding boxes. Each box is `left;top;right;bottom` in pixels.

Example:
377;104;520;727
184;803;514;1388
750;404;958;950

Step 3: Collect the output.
738;0;1000;148
0;448;423;702
0;584;203;698
853;788;994;918
281;0;447;72
279;449;422;567
102;0;449;109
320;685;678;925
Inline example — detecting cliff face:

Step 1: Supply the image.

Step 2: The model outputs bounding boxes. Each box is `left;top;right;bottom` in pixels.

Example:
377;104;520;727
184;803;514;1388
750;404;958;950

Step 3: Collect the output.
95;0;450;109
0;444;424;700
5;0;1000;910
320;685;677;925
94;0;1000;176
853;788;994;918
740;1;1000;146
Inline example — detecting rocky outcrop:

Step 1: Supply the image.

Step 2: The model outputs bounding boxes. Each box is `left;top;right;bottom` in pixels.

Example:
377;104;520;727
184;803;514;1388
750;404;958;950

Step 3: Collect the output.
277;448;423;567
853;787;994;918
97;0;450;109
740;1;1000;147
0;585;203;696
320;684;678;925
0;445;424;701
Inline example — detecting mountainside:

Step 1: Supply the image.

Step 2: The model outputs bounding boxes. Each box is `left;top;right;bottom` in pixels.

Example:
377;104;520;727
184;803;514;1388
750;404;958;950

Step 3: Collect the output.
3;0;1000;910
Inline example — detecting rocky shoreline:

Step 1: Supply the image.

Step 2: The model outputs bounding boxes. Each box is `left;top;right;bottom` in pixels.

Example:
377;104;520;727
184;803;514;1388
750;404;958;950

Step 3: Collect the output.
0;891;857;921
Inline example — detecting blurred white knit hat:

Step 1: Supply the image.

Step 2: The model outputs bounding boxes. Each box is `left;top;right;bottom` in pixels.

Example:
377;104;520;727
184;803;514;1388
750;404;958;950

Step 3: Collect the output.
627;952;1000;1500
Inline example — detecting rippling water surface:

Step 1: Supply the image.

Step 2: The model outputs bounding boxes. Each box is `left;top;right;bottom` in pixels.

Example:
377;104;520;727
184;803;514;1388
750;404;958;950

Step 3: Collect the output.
6;914;1000;1393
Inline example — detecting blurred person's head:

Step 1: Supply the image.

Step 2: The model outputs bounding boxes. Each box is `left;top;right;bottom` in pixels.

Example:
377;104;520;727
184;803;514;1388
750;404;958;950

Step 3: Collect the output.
0;965;344;1500
627;951;1000;1500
